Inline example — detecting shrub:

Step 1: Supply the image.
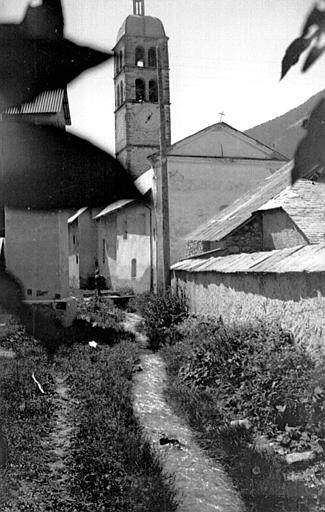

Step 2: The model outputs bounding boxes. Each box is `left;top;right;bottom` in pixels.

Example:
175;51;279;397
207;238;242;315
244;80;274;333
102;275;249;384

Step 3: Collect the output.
162;315;324;511
135;289;188;350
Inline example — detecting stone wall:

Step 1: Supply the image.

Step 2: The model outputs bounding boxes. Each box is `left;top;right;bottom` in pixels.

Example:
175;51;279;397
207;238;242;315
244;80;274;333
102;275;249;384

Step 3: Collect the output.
172;269;325;356
186;215;263;257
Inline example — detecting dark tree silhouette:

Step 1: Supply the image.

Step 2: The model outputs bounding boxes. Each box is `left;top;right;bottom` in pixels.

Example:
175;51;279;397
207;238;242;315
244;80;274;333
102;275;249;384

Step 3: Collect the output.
281;1;325;183
0;0;112;110
0;1;141;347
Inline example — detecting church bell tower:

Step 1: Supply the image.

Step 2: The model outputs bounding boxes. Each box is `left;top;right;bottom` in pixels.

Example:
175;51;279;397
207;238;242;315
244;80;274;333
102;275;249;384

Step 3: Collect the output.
114;0;171;178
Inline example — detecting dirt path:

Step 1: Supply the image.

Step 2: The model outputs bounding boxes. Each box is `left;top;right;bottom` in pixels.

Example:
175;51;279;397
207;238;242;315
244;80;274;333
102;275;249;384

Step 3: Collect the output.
126;313;244;512
42;371;76;504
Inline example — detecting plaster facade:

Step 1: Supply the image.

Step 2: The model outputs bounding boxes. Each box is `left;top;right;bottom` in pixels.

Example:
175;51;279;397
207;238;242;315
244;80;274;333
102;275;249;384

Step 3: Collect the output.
96;201;153;293
5;208;71;299
164;157;284;262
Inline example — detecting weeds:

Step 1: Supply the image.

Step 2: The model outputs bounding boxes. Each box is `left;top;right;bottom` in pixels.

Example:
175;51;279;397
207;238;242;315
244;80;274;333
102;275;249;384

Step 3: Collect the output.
134;289;188;350
161;315;325;511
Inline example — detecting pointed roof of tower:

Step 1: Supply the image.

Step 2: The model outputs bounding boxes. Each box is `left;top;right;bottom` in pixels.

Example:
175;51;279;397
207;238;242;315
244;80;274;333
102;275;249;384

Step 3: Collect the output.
116;15;166;41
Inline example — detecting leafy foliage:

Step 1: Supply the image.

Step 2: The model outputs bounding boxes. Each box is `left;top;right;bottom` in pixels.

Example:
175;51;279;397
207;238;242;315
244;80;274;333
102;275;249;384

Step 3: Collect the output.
280;1;325;184
135;289;189;350
281;1;325;79
161;316;325;511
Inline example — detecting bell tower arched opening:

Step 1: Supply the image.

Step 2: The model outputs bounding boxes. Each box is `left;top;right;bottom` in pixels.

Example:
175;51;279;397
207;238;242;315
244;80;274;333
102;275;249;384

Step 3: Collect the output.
114;1;171;178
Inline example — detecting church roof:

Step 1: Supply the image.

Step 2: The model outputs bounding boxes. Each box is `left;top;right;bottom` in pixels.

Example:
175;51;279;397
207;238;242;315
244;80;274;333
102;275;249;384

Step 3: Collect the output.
116;14;166;41
165;122;288;161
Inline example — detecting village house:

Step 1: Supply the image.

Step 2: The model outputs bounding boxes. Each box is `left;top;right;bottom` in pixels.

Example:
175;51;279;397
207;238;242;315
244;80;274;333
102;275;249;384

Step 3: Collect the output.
172;161;325;312
68;207;98;289
185;160;325;257
4;88;73;301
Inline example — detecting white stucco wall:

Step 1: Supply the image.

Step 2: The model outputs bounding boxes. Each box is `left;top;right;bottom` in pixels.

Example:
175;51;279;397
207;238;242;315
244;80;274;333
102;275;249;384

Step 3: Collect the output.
166;157;285;262
5;208;71;299
97;202;153;293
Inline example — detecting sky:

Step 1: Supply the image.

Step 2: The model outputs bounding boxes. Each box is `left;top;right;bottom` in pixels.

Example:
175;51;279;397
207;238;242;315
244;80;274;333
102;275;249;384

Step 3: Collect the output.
1;0;325;154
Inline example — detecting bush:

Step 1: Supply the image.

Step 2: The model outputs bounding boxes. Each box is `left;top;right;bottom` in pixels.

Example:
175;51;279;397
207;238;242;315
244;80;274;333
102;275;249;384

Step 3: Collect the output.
161;315;325;511
135;289;188;350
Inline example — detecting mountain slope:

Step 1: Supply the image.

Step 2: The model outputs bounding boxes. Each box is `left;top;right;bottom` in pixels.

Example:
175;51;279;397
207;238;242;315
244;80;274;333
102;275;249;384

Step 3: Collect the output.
245;89;325;158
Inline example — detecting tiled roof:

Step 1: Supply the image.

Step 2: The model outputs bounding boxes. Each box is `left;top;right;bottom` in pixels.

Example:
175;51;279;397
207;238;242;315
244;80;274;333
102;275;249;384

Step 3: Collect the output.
186;160;323;242
258;180;325;244
172;244;325;274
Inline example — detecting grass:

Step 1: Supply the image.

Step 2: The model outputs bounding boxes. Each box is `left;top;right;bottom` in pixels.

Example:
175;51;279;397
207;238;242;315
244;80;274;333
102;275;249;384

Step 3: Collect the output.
62;340;178;511
0;304;178;511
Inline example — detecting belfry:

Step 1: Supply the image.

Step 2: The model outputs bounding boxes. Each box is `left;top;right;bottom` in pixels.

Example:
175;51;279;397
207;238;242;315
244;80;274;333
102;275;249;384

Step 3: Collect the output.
114;0;171;178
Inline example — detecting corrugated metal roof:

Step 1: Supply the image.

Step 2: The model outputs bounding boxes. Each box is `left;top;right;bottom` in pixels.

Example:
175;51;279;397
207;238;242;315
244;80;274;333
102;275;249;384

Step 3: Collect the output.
67;207;88;224
5;89;64;115
94;199;136;219
186;161;323;242
171;244;325;274
257;180;325;244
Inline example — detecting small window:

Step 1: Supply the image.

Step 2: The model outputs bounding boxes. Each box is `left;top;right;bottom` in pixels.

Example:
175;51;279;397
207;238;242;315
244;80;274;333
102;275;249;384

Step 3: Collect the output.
117;86;120;107
131;258;137;279
135;78;145;102
115;54;119;74
27;288;32;296
148;47;157;67
119;50;123;70
123;218;128;239
73;235;76;245
120;81;124;104
149;79;158;102
76;255;79;264
135;46;145;67
102;239;105;264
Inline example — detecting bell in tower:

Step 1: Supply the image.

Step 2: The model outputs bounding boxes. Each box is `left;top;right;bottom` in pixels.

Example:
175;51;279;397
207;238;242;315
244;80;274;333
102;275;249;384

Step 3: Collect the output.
113;2;171;178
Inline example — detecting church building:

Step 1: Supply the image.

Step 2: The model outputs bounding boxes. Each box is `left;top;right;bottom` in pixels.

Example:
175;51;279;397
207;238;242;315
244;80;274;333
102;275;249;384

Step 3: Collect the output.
113;0;288;265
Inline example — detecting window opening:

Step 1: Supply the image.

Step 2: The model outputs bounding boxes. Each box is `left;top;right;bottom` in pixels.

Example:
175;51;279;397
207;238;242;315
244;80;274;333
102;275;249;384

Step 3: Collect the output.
135;46;145;67
123;218;128;239
133;0;145;15
120;81;124;104
117;85;120;107
135;78;145;102
102;239;105;264
149;79;158;102
131;258;137;279
148;47;157;67
119;50;123;70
